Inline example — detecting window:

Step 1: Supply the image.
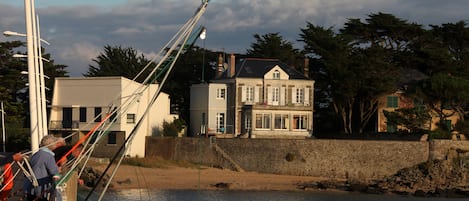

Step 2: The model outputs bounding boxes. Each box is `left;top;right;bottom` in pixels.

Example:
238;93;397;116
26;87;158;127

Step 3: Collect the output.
272;87;280;104
94;107;102;122
109;107;117;123
387;122;397;133
108;132;117;145
273;70;280;79
244;114;251;130
296;88;304;103
387;96;398;108
274;114;289;129
217;88;226;99
79;107;87;122
292;114;307;130
127;114;136;124
443;119;452;130
255;113;271;129
246;86;254;102
216;113;225;133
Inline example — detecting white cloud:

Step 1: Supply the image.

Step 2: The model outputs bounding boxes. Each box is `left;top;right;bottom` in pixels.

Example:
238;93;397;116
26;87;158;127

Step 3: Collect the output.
2;0;469;76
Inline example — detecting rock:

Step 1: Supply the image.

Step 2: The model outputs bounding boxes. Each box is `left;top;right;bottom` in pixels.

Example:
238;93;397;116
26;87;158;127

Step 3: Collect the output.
213;182;231;189
117;178;132;185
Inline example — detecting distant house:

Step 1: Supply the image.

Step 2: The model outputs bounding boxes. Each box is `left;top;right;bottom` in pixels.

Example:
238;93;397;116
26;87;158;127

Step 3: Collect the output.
190;54;315;138
49;76;178;157
377;70;460;133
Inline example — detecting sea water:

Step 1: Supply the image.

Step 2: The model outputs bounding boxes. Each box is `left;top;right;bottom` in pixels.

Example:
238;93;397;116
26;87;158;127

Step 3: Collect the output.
81;189;467;201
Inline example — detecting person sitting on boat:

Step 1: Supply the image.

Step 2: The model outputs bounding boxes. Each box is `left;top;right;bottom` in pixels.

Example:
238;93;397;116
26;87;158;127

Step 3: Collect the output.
0;152;23;200
23;135;61;201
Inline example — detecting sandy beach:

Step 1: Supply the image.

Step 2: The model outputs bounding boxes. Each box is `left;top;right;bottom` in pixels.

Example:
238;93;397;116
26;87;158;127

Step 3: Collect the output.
95;164;327;191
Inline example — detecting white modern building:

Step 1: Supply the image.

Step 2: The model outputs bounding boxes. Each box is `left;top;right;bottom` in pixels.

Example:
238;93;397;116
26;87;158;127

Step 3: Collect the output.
49;76;177;157
190;55;315;138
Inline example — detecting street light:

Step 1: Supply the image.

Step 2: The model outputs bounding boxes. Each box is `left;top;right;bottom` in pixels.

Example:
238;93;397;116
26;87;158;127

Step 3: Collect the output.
14;54;50;62
199;27;206;83
21;71;50;79
1;102;6;152
2;0;49;152
3;30;50;45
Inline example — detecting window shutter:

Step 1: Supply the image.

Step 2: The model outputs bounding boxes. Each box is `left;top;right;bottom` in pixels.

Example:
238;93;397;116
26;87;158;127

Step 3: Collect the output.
304;88;309;106
291;87;297;103
280;87;286;105
241;86;246;102
254;86;259;103
267;87;272;105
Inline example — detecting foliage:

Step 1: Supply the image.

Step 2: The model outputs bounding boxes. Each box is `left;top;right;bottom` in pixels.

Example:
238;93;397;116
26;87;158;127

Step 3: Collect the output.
454;119;469;134
383;106;431;134
246;33;305;71
84;45;154;83
0;41;68;151
300;13;409;134
162;119;185;137
163;46;217;129
429;128;452;139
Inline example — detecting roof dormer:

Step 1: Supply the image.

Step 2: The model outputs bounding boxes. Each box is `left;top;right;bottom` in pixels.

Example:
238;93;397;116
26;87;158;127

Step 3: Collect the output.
264;65;289;80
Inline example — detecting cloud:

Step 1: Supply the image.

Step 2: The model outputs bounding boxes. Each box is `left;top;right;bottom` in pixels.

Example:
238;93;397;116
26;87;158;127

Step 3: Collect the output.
56;42;101;76
2;0;469;76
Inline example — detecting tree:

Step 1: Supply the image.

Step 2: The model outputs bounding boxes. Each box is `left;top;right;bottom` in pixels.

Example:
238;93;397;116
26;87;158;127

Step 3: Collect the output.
410;21;469;125
0;41;68;151
246;33;305;71
299;23;357;134
384;106;431;133
163;46;218;131
300;13;419;134
85;45;153;83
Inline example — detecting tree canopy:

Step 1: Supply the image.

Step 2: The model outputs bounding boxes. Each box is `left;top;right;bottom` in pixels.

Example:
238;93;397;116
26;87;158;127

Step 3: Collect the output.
0;41;68;150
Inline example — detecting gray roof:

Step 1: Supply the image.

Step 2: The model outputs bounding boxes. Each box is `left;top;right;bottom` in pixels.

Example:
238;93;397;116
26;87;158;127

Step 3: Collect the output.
233;58;309;80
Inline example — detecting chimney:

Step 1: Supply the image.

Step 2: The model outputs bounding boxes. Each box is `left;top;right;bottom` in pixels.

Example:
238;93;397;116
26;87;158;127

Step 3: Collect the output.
215;53;224;79
229;53;235;78
303;57;310;78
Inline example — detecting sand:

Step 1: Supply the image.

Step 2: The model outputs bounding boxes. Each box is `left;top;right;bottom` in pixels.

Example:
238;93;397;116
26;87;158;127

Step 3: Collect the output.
96;164;326;191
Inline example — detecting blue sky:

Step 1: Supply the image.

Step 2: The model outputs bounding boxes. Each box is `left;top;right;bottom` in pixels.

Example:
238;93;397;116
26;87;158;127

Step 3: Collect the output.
1;0;469;76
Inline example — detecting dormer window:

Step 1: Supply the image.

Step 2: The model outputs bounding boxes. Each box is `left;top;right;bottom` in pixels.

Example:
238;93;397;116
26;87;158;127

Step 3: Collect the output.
273;70;280;79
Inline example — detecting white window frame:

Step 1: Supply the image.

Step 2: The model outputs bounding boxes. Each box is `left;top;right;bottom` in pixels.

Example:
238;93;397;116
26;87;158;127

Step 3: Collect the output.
127;113;136;124
246;86;254;102
216;113;225;133
255;113;271;129
273;70;280;79
272;87;280;105
296;88;304;104
292;114;308;130
217;88;226;99
274;114;289;130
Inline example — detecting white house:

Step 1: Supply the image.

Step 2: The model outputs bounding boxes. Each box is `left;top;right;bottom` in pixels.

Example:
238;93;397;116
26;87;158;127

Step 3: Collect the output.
49;76;177;157
190;55;315;138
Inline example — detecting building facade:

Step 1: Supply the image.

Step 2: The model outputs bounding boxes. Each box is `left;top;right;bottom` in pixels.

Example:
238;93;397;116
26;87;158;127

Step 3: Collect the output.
49;76;177;157
377;91;460;133
190;55;315;138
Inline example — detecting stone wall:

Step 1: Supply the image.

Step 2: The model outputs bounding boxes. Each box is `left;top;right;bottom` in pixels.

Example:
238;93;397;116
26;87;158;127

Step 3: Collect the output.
145;137;469;180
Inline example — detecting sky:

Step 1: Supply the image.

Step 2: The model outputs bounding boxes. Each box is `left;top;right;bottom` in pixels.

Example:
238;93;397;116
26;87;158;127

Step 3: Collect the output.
1;0;468;77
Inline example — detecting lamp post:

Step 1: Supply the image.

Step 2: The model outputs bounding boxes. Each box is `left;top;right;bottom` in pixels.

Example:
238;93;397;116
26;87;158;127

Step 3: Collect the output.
2;0;46;152
199;28;206;83
24;0;40;152
1;102;6;152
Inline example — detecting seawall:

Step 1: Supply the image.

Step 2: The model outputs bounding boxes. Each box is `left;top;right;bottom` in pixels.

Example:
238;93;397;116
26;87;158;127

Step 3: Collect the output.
145;137;469;180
